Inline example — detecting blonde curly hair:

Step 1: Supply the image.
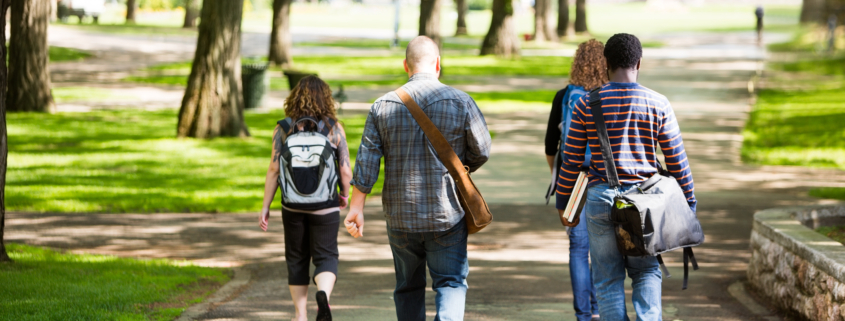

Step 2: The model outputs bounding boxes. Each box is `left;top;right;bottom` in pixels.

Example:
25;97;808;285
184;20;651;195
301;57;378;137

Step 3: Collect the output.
284;75;337;131
569;39;608;90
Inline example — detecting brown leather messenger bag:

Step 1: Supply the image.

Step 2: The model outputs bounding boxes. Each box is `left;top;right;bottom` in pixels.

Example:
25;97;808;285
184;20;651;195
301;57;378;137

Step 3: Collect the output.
395;88;493;234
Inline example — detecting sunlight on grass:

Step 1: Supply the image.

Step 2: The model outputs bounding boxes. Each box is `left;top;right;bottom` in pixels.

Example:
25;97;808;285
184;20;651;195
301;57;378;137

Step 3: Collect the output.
0;243;229;321
7;110;380;213
741;50;845;202
53;87;120;103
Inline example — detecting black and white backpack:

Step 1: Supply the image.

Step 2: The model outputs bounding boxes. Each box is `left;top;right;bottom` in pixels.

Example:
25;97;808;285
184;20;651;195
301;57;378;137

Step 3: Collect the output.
277;116;339;210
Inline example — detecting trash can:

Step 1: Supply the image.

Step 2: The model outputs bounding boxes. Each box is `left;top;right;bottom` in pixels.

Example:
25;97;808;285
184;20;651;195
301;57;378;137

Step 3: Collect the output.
242;63;269;109
283;70;317;90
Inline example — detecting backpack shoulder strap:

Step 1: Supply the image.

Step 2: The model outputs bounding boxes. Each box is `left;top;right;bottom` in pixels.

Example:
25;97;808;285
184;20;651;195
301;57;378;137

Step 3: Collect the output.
277;118;293;135
588;88;621;188
319;118;337;137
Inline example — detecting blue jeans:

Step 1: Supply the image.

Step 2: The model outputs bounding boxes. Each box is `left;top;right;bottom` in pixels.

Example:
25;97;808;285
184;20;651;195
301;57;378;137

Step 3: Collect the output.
586;183;662;321
387;220;469;321
569;207;598;321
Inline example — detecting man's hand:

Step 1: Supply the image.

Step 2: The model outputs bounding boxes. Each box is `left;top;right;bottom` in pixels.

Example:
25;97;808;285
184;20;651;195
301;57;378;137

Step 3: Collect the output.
344;210;364;238
558;209;580;228
259;207;271;231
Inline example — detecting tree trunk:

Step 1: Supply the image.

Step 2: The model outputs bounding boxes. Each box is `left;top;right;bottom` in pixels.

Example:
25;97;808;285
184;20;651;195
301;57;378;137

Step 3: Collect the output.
480;0;519;57
419;0;442;46
177;0;249;139
455;0;468;36
557;0;569;38
800;0;822;23
534;0;555;42
7;0;55;113
0;0;11;263
269;0;293;68
126;0;136;24
574;0;587;33
183;0;199;28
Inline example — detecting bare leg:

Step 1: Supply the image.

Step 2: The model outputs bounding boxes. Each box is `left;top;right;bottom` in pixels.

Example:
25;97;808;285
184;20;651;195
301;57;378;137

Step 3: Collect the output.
314;271;337;300
289;285;308;321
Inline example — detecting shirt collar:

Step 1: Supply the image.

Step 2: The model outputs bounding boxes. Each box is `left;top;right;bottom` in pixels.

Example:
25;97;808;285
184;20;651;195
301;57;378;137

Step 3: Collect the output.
408;72;440;83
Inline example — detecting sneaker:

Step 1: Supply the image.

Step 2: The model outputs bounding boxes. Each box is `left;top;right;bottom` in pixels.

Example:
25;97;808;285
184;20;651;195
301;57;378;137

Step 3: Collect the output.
316;290;332;321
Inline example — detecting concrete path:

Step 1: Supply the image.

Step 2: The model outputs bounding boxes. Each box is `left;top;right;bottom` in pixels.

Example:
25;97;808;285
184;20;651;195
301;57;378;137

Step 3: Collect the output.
10;26;845;320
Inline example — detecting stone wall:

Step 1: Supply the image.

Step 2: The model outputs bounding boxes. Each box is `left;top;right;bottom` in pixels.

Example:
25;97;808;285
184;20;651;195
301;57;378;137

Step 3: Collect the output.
748;206;845;321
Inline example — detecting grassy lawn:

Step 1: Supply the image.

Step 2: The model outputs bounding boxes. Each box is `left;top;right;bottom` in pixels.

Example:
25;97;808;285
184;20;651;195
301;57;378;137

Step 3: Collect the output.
0;243;229;320
817;225;845;245
124;55;573;90
49;46;92;62
7;110;378;213
742;30;845;200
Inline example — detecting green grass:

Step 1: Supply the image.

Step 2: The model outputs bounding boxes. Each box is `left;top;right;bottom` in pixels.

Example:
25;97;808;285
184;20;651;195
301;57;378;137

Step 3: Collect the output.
7;110;379;213
53;87;121;103
742;45;845;201
816;225;845;245
49;46;92;62
6;45;90;63
295;39;480;50
124;56;573;90
0;243;229;321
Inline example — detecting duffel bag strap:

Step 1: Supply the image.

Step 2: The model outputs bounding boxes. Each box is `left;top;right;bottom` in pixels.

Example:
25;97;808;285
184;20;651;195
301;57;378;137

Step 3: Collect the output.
682;247;700;290
656;254;671;278
588;88;621;188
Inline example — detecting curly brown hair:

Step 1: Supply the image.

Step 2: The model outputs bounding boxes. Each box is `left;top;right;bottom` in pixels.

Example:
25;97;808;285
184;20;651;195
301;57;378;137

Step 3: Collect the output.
569;39;608;90
284;75;337;130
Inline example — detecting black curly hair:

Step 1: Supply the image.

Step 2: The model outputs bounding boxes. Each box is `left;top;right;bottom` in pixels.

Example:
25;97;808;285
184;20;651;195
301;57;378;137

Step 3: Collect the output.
604;33;642;71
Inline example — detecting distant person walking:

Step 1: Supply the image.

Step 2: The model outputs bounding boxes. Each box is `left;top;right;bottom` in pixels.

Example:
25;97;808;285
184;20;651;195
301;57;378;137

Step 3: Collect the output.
259;75;353;321
544;39;608;321
555;33;697;320
344;36;492;321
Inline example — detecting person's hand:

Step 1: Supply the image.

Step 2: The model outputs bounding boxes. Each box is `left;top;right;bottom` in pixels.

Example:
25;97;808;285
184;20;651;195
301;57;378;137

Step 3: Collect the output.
344;209;364;238
558;209;580;228
339;195;349;210
259;207;271;231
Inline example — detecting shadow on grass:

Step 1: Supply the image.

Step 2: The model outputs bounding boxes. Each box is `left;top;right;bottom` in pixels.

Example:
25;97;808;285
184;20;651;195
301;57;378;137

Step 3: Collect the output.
0;243;228;321
7;110;379;213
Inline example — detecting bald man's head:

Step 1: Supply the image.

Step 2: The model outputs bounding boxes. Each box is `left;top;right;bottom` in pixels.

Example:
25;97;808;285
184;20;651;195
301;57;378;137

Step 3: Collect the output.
404;36;440;73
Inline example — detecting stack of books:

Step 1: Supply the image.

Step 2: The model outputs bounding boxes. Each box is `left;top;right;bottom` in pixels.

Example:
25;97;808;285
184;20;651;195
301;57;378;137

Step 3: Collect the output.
561;171;589;222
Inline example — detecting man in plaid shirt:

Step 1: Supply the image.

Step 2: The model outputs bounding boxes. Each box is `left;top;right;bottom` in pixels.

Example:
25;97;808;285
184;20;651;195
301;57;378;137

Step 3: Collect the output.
344;36;492;321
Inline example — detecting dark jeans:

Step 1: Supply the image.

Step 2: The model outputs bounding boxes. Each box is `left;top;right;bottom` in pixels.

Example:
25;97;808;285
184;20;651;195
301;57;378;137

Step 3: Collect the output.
387;220;469;321
282;209;340;285
569;207;599;321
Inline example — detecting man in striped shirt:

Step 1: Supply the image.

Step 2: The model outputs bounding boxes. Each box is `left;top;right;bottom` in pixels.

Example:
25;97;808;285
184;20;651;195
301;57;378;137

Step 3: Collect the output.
556;33;697;320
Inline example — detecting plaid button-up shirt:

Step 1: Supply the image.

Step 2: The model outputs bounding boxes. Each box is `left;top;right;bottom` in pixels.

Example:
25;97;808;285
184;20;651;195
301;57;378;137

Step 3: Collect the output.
351;73;492;232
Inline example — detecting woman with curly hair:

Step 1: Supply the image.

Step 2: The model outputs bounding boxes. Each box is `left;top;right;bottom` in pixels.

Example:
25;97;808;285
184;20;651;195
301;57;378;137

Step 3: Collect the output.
544;39;608;321
259;75;351;321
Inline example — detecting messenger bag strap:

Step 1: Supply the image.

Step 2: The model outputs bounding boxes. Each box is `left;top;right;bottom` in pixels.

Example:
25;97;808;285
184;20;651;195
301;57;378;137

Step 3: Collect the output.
395;88;468;180
588;88;621;187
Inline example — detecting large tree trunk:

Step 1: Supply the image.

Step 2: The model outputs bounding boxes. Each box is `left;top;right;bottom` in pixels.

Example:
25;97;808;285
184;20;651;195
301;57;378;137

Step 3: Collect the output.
269;0;293;68
177;0;249;139
574;0;587;33
419;0;442;46
0;0;11;263
455;0;468;36
126;0;136;24
534;0;555;42
557;0;569;38
480;0;519;57
183;0;199;28
7;0;55;113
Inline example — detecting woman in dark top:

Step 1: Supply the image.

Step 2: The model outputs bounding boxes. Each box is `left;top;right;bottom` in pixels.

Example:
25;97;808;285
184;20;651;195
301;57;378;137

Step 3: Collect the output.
545;39;608;321
259;76;352;321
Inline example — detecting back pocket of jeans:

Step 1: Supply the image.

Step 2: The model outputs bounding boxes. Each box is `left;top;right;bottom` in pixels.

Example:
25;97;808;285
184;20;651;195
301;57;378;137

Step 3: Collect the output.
388;230;409;249
434;224;466;247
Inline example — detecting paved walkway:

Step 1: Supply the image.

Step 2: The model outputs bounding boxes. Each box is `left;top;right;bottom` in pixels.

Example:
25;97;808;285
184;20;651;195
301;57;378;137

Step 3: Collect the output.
9;27;845;320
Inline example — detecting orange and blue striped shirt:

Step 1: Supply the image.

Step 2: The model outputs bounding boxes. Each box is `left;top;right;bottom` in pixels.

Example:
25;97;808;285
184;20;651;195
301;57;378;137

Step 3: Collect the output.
555;82;697;213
